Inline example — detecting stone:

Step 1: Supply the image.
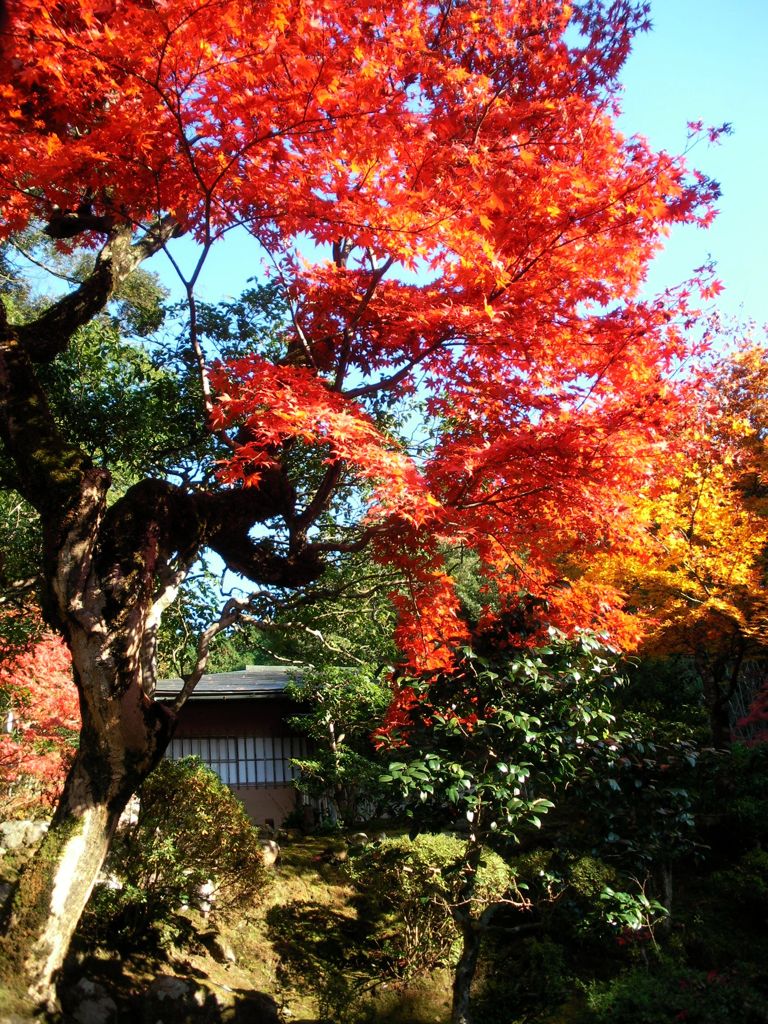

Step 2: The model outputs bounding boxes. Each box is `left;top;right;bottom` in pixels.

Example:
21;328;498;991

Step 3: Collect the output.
346;832;368;849
199;929;237;965
229;992;281;1023
147;975;193;1003
276;827;303;843
142;975;223;1022
260;839;280;869
0;820;36;851
72;993;119;1024
25;820;49;845
66;977;118;1024
0;820;48;860
195;878;217;917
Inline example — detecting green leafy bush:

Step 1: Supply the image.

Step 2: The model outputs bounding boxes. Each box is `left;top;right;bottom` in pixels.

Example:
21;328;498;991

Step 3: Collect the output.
472;936;571;1024
82;757;268;951
348;833;514;979
710;847;768;918
286;667;391;826
568;855;617;899
583;961;768;1024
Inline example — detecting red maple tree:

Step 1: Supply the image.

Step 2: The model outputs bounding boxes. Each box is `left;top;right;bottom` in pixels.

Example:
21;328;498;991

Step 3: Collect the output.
0;633;79;810
0;0;722;1007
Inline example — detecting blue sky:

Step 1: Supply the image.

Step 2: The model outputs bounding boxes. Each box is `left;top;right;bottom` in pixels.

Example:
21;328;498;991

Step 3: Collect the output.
153;2;768;332
618;0;768;329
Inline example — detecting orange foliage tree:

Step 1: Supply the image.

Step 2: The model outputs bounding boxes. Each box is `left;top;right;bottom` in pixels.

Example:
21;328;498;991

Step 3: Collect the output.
582;342;768;746
0;0;722;1005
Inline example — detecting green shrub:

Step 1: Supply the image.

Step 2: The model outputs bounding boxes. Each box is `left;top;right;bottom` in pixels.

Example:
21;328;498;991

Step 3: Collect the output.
697;745;768;855
583;961;768;1024
568;856;617;899
82;757;268;951
473;936;571;1024
710;848;768;918
348;833;514;979
285;667;392;826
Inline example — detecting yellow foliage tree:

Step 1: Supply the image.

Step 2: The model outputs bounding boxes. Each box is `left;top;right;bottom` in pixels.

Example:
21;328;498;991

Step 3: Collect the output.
584;342;768;746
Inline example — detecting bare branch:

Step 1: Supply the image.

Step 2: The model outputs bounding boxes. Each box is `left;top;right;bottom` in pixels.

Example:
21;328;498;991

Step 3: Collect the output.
169;595;251;712
8;240;80;284
291;461;346;536
140;561;196;697
342;337;451;400
16;216;181;362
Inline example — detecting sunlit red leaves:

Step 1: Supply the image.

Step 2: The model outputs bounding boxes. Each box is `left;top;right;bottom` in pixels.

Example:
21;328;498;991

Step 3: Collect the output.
211;357;440;526
0;633;79;804
0;1;725;666
0;0;717;267
700;280;725;301
1;0;434;242
389;570;468;672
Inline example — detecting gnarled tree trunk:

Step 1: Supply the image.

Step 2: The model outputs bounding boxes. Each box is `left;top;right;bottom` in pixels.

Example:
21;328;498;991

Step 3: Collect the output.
0;739;164;1012
0;496;177;1012
0;223;323;1014
697;650;744;749
451;919;483;1024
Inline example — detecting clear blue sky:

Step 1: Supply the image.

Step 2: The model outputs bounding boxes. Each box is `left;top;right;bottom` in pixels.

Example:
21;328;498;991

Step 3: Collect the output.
153;2;768;332
618;0;768;329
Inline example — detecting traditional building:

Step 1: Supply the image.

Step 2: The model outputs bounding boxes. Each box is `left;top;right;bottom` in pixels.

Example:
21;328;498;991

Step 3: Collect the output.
156;666;308;827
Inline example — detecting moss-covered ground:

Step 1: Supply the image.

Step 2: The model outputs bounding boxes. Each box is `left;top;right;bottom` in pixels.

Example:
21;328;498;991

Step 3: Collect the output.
57;832;453;1024
4;823;767;1023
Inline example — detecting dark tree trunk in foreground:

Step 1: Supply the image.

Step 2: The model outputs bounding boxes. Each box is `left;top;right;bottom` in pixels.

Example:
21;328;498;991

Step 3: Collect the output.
448;840;496;1024
0;225;323;1014
451;920;483;1024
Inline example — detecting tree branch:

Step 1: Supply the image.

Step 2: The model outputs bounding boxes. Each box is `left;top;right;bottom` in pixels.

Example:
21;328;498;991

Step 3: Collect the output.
16;216;181;362
170;595;251;713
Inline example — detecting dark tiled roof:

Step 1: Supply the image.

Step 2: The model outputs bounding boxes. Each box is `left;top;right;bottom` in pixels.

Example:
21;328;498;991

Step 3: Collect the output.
155;665;302;701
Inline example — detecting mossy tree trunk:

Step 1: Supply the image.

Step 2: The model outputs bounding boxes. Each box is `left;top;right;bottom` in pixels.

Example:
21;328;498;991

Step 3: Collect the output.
451;918;483;1024
0;223;324;1014
0;750;152;1013
0;276;178;1009
449;841;497;1024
